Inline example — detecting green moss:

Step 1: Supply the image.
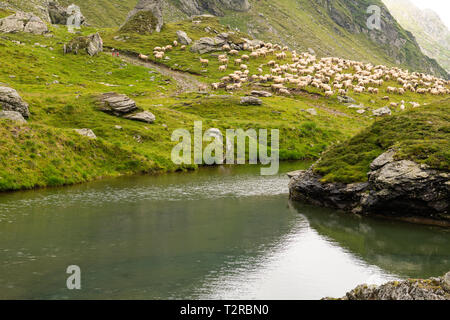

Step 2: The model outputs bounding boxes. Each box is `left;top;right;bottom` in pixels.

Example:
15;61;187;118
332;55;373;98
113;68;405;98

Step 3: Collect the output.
119;10;158;35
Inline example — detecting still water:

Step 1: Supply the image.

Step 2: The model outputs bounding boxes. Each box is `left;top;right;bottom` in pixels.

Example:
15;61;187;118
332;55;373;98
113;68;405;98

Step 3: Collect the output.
0;162;449;299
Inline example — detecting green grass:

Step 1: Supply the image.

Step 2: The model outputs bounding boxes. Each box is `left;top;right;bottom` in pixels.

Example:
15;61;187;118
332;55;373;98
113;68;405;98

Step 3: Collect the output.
0;18;448;192
314;98;450;183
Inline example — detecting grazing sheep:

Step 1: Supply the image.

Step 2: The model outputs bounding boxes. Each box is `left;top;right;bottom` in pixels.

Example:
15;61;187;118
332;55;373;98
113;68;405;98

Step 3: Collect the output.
219;65;227;72
200;58;209;66
139;54;149;61
173;40;178;47
229;50;239;56
180;45;186;51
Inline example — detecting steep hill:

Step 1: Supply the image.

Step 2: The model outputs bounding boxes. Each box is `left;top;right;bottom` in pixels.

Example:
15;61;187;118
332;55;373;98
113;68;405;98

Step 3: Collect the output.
383;0;450;74
1;0;448;78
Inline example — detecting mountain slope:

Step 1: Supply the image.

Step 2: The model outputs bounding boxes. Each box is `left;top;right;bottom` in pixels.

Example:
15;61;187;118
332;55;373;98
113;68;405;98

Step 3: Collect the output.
382;0;450;74
1;0;448;78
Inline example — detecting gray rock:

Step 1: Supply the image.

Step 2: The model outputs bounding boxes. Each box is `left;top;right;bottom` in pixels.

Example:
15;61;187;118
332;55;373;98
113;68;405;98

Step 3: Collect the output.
373;106;391;116
0;110;26;123
176;30;192;45
99;92;138;115
251;90;272;97
190;36;227;54
48;2;86;26
64;32;103;56
337;95;356;104
75;128;97;139
240;96;262;106
124;111;156;123
0;11;48;35
0;86;30;118
444;272;450;293
289;149;450;220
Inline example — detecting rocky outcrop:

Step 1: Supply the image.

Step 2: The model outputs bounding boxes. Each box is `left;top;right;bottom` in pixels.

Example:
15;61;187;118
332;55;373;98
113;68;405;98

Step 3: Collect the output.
190;32;243;54
289;149;450;222
176;30;192;45
121;0;163;34
124;111;156;124
329;271;450;300
0;110;26;123
0;11;48;35
0;86;30;118
98;93;156;124
99;92;138;115
372;106;391;116
251;90;272;98
47;2;85;26
175;0;250;17
240;96;262;106
64;32;103;56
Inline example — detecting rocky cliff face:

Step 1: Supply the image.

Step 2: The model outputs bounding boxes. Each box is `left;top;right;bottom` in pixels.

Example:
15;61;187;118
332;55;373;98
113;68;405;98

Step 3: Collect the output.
289;149;450;224
175;0;250;16
382;0;450;74
314;0;448;79
121;0;164;33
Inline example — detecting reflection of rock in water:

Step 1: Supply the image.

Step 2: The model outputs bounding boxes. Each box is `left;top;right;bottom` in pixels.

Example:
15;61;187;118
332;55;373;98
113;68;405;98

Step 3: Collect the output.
288;200;450;279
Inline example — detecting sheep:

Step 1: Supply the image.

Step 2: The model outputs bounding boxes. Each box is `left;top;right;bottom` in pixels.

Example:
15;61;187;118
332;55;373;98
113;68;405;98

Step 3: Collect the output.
229;50;239;56
223;44;231;51
241;54;250;61
138;54;149;61
180;45;186;51
324;90;334;97
173;40;178;47
240;64;248;70
199;58;209;66
219;65;227;72
211;83;220;90
234;59;242;66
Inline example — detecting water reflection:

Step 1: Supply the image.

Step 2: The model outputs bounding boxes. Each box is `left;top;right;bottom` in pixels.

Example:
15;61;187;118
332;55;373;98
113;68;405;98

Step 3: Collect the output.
0;162;448;300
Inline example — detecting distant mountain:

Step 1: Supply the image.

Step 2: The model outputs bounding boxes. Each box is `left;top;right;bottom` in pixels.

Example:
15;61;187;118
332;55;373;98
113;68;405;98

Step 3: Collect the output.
1;0;448;78
383;0;450;73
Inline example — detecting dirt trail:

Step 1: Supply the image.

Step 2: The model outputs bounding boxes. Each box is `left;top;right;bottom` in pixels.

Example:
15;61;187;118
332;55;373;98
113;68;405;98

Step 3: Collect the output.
121;55;207;94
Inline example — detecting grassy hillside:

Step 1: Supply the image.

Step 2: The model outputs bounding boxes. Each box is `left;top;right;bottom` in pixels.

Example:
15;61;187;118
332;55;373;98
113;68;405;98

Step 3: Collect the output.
1;0;448;78
314;99;450;183
0;14;448;191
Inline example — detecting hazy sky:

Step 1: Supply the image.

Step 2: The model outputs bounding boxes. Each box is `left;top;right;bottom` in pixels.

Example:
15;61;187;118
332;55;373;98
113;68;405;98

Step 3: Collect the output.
408;0;450;29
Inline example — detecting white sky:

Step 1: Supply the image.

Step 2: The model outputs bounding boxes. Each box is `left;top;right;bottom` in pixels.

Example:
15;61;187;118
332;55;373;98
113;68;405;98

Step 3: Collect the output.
408;0;450;29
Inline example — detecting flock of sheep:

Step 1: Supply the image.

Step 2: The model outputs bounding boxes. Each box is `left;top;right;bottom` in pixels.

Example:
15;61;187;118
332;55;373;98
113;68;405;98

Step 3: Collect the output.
138;38;450;103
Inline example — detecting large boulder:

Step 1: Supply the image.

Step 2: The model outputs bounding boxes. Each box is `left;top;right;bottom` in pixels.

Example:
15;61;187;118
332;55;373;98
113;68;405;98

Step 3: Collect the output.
190;36;226;54
121;0;163;34
240;96;263;106
124;111;156;124
47;2;86;26
289;149;450;222
64;32;103;56
0;86;30;118
0;111;26;123
373;106;391;116
176;30;192;45
99;92;138;115
0;11;48;35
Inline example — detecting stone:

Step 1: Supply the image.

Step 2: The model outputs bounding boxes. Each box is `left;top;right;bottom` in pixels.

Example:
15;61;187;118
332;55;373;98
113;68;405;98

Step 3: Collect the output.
64;32;103;56
251;90;272;97
337;95;356;104
0;86;30;118
289;149;450;220
177;30;192;45
0;110;26;123
121;0;163;34
306;108;318;116
373;106;391;116
444;272;450;293
75;128;97;139
0;12;48;35
240;96;262;106
124;111;156;123
48;2;86;26
190;36;227;54
99;92;138;115
334;272;450;300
